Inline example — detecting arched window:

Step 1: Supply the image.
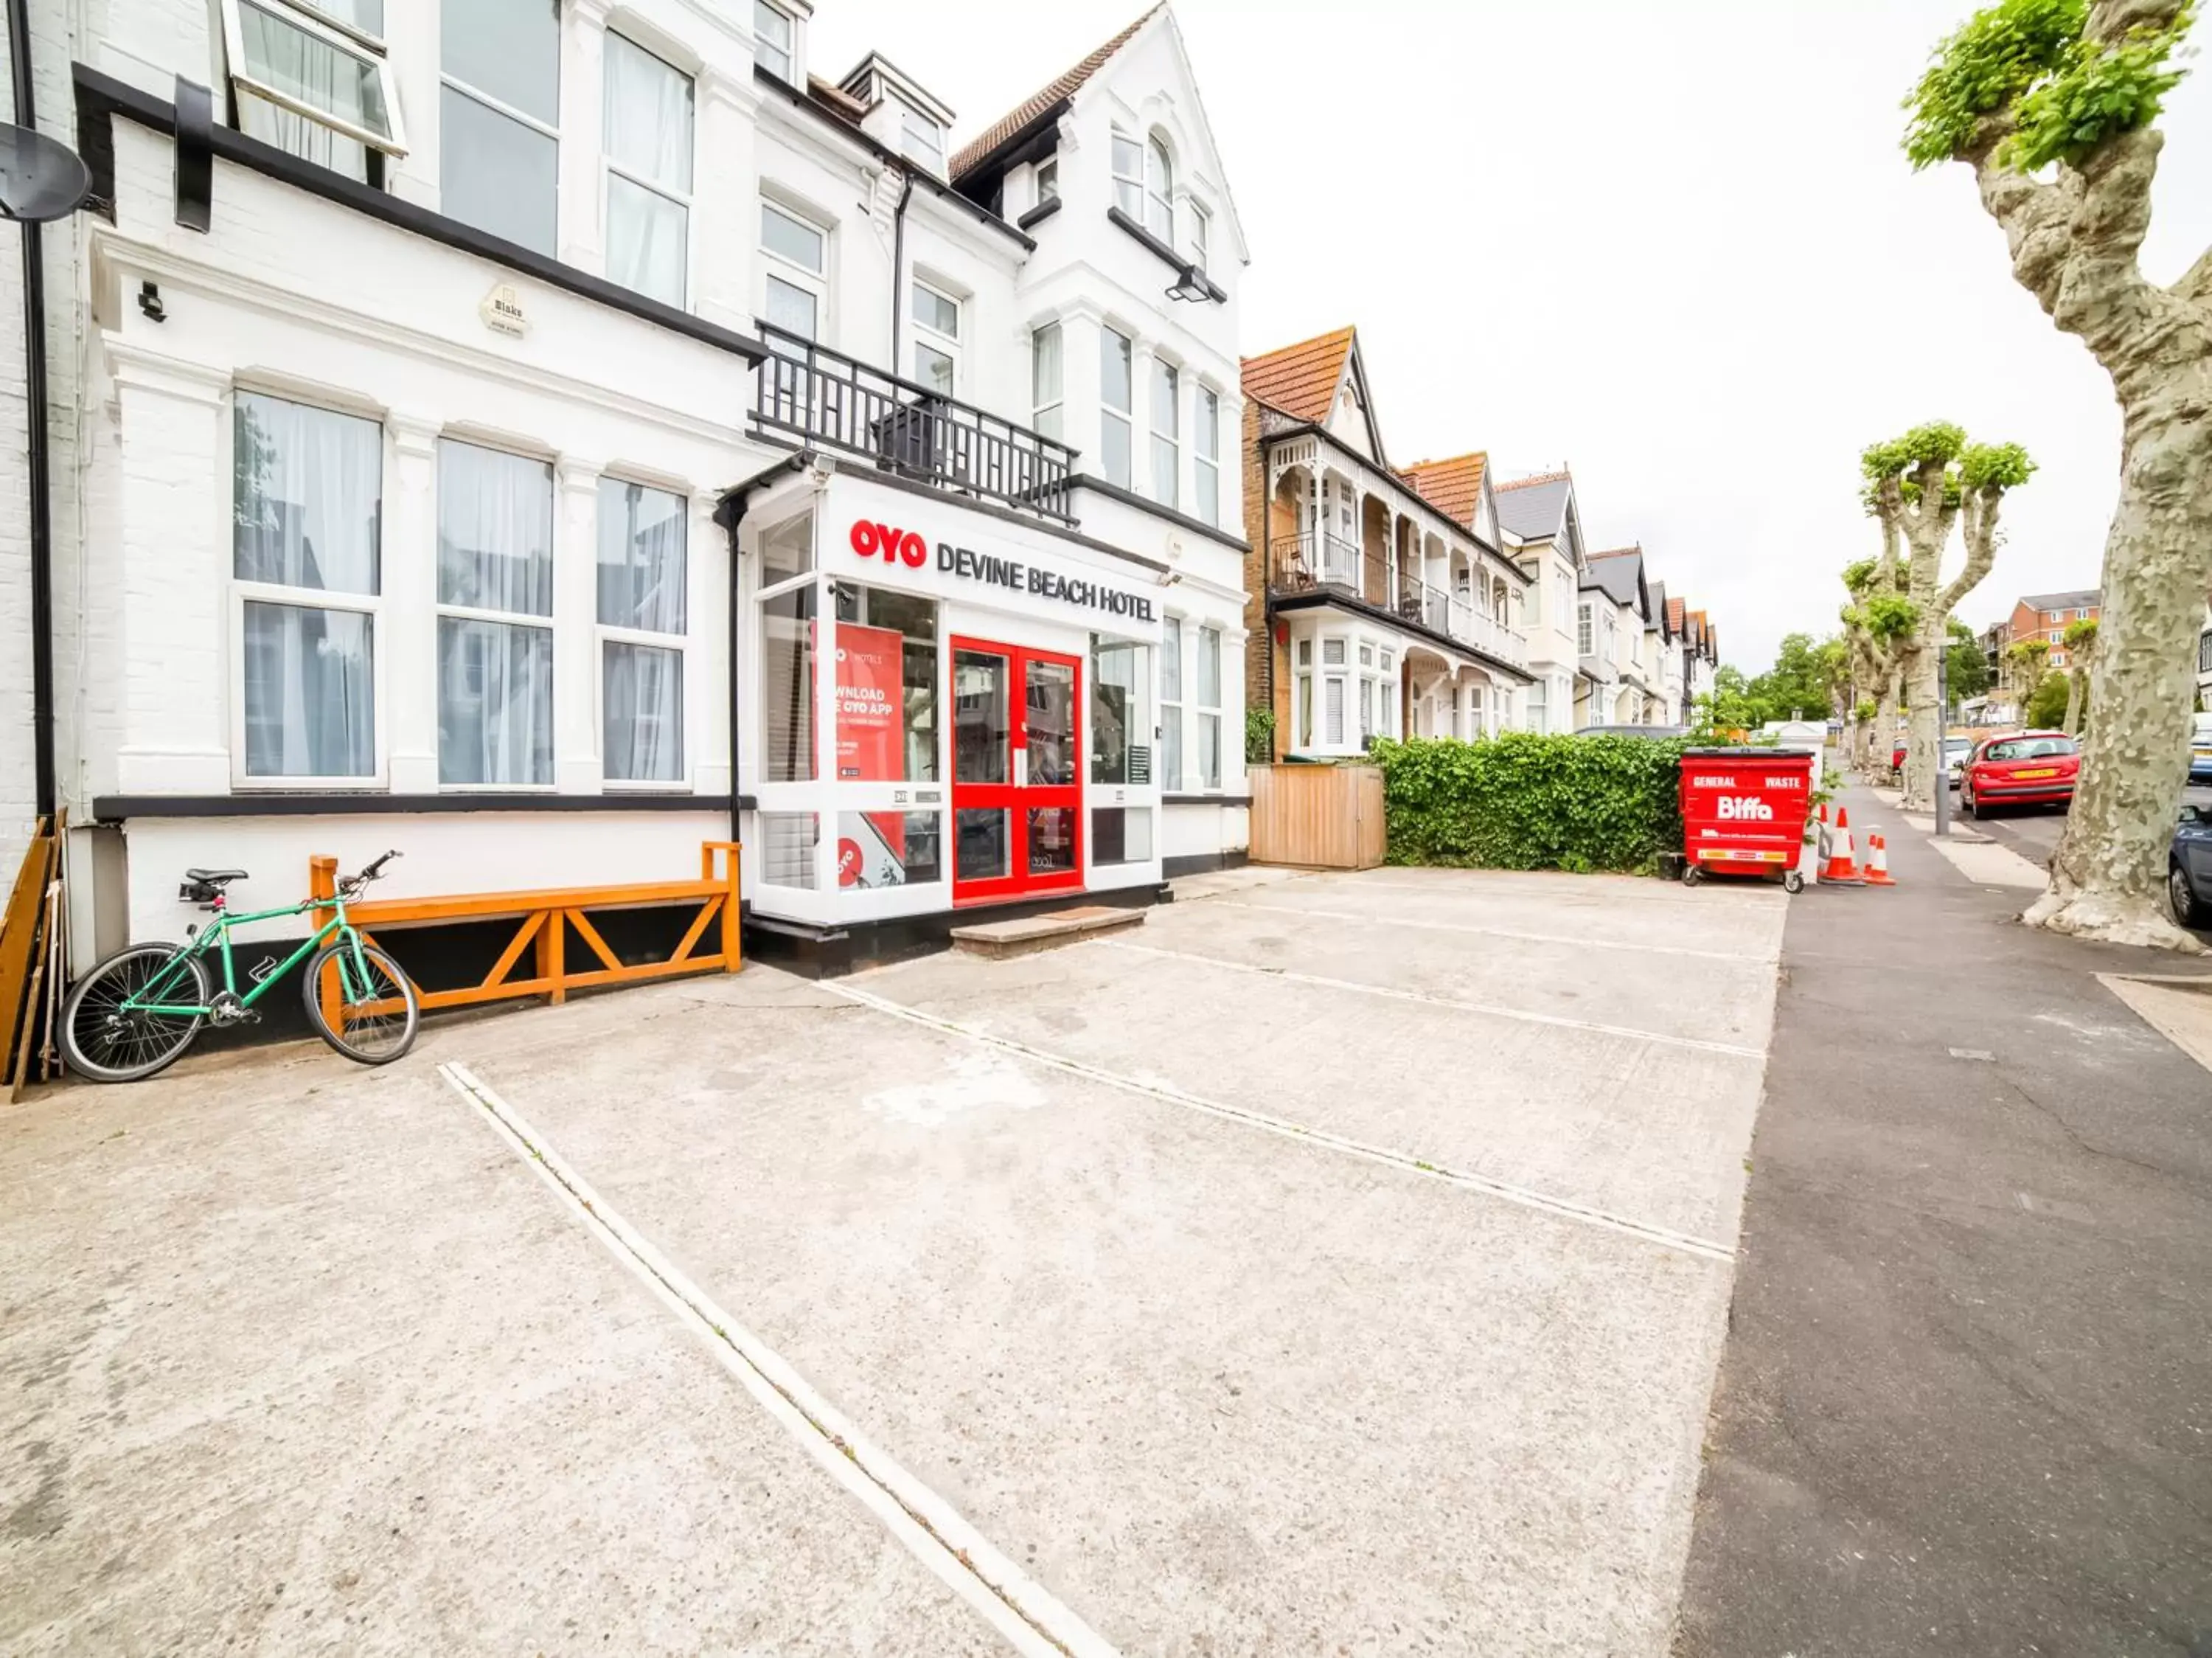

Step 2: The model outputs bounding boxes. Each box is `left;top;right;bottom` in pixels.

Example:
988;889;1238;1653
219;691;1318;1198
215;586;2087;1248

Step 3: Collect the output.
1145;135;1173;242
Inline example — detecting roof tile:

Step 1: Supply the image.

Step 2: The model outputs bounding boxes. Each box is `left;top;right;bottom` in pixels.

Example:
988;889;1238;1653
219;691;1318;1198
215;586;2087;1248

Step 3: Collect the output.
1240;327;1356;425
950;6;1164;180
1399;453;1486;527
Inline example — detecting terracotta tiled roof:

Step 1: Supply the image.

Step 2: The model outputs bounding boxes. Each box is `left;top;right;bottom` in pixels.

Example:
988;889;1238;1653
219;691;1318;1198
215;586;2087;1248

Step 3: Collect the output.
1666;597;1686;632
1399;453;1486;527
1494;470;1572;493
1588;545;1641;562
1240;327;1355;425
950;5;1164;180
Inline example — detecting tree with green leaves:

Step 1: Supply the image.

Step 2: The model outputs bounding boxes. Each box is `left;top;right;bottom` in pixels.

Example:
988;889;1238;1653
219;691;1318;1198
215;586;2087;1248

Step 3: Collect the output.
1749;632;1848;726
1907;0;2209;948
2060;615;2100;735
1862;423;2035;810
1693;665;1765;736
1947;618;1994;704
2026;665;2078;728
2006;635;2053;715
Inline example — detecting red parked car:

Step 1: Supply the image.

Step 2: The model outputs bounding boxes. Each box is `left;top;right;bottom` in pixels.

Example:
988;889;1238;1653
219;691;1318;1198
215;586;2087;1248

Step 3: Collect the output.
1961;729;2079;817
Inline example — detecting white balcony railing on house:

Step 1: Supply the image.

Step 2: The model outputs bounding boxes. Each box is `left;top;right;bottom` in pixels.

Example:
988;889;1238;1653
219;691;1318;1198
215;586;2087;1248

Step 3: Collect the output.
1268;535;1529;670
751;322;1079;524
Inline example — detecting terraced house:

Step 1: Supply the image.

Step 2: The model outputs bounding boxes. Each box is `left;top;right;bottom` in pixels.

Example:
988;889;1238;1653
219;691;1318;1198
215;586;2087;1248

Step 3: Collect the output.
1239;326;1533;757
8;0;1252;976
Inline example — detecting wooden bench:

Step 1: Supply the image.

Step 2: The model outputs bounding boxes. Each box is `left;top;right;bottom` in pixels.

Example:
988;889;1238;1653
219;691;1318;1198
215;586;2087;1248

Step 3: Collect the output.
308;841;742;1013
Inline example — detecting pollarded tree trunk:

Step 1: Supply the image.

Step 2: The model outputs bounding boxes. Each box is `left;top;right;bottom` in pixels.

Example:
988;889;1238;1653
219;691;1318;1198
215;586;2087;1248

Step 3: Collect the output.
2062;666;2084;735
1876;671;1902;782
1901;491;2000;813
1971;103;2212;948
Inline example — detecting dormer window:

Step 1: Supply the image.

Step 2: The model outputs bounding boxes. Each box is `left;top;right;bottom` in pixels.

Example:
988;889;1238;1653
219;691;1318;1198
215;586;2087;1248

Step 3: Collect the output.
754;0;796;83
1036;157;1058;204
221;0;405;182
900;102;945;171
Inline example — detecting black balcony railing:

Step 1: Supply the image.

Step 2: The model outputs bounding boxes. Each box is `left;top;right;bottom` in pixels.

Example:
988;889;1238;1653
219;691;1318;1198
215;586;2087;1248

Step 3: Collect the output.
751;322;1079;524
1266;534;1528;667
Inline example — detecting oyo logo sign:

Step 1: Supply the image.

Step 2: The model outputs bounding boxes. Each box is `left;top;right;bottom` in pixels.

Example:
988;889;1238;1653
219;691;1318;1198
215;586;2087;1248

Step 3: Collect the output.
850;519;928;568
1716;796;1774;822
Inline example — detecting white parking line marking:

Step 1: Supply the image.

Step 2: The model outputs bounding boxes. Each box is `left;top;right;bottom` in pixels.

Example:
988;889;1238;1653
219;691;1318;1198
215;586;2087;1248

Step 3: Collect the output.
438;1061;1120;1658
818;984;1739;1266
1206;898;1778;965
1093;939;1770;1061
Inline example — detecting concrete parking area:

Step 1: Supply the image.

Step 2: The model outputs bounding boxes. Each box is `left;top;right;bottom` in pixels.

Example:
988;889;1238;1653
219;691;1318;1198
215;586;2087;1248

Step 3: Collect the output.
2;865;1790;1657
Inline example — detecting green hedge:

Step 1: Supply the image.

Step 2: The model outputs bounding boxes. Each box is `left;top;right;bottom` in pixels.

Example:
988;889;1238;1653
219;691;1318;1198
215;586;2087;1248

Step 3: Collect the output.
1366;733;1688;874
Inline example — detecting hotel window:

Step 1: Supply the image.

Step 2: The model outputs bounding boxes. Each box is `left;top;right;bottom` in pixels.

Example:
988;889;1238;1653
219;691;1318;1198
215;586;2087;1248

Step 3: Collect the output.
1161;615;1184;788
912;280;961;395
232;391;380;780
760;201;828;340
222;0;403;183
597;479;686;784
1193;386;1220;526
437;440;555;786
1031;322;1063;440
1091;637;1154;787
603;33;694;308
1197;625;1222;788
1111;128;1143;219
834;583;940;785
1101;326;1134;488
759;508;816;783
900;102;945;172
1189;200;1211;269
1144;135;1173;243
1150;358;1180;510
754;0;795;82
441;0;560;257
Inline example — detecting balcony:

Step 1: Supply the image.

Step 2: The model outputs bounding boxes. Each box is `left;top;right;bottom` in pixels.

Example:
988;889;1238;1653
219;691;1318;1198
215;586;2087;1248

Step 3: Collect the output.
751;323;1078;525
1267;534;1528;670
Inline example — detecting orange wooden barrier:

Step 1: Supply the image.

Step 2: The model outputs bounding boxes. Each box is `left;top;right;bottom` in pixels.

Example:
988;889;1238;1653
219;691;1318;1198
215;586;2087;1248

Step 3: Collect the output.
309;842;742;1013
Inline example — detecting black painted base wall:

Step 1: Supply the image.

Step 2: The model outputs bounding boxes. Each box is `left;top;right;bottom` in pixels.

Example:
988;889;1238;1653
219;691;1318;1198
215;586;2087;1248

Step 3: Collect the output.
1162;849;1251;879
743;882;1172;979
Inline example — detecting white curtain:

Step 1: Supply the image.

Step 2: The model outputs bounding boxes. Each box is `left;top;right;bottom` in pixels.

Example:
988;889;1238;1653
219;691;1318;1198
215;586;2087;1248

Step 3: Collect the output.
604;642;684;782
596;479;686;631
438;441;553;615
243;602;374;777
233;4;384;178
603;34;692;305
234;392;380;593
438;617;553;785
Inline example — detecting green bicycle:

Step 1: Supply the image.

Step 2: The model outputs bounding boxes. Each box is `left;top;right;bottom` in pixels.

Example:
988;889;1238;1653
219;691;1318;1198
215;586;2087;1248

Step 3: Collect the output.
60;850;420;1083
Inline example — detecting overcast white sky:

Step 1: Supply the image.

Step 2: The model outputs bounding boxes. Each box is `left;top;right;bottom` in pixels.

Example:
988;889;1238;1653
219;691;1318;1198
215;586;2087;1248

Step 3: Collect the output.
810;0;2212;668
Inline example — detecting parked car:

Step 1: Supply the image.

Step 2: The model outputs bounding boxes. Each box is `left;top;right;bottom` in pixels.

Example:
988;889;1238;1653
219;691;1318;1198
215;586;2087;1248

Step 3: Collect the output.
2171;803;2212;927
1960;730;2079;816
1574;724;1693;738
2191;712;2212;787
1945;736;1976;789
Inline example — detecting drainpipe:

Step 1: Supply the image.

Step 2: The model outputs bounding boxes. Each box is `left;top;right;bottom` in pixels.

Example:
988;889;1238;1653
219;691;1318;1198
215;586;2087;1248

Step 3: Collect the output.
10;0;55;820
886;168;914;375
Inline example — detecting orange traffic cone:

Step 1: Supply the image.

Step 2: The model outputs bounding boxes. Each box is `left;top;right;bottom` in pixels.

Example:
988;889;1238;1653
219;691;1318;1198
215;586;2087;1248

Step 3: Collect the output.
1864;831;1896;887
1823;807;1865;883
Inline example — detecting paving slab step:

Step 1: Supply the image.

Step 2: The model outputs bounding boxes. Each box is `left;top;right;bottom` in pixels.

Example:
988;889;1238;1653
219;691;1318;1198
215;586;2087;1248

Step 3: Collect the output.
948;905;1147;960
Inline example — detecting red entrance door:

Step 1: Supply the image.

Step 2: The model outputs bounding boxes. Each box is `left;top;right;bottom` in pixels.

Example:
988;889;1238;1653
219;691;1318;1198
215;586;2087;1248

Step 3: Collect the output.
950;637;1084;906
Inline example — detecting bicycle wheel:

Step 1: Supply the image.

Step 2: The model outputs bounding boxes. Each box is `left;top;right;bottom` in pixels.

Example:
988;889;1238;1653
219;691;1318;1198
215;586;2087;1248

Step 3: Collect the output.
302;940;420;1065
60;943;209;1083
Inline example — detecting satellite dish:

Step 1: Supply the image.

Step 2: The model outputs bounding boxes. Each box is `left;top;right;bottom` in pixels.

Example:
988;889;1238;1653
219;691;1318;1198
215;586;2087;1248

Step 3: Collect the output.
0;122;89;223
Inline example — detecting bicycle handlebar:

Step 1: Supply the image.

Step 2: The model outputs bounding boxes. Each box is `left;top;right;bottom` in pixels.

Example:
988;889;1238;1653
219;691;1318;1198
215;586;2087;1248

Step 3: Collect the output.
341;849;402;892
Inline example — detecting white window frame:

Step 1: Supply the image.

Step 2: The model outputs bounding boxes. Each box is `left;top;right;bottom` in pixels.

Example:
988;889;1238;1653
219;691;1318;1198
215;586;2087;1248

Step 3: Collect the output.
1149;355;1180;510
1193;384;1220;527
1034;156;1058;205
1144;133;1174;243
596;477;693;792
899;100;945;171
439;15;561;237
1189;199;1211;269
754;0;796;83
220;0;408;157
1161;614;1185;788
911;277;961;395
1197;624;1222;790
1031;321;1064;440
602;32;695;310
1578;602;1593;656
1101;325;1135;490
760;197;830;341
436;438;557;794
1110;128;1144;220
228;392;389;791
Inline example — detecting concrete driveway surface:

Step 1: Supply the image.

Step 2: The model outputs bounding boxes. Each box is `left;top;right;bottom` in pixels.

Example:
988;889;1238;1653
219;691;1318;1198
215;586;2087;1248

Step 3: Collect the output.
1;865;1790;1657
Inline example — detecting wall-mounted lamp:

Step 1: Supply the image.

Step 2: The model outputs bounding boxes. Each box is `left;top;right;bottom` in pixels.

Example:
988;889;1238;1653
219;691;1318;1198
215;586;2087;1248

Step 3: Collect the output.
137;280;164;322
1164;265;1211;304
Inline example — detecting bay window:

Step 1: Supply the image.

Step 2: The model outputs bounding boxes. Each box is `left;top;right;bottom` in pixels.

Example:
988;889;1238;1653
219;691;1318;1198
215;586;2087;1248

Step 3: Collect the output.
1189;200;1211;270
1194;386;1220;526
1032;322;1064;440
1150;358;1179;510
1161;615;1184;788
1091;637;1155;786
759;507;816;785
1101;326;1133;489
1197;625;1222;788
232;391;381;780
597;479;687;784
1111;129;1143;219
437;441;554;786
1144;135;1173;243
603;33;695;308
441;0;560;257
222;0;403;182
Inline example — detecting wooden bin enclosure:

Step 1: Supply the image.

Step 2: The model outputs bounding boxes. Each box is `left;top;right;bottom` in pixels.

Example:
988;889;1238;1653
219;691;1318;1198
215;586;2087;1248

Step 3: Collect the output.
1248;764;1385;870
310;841;742;1013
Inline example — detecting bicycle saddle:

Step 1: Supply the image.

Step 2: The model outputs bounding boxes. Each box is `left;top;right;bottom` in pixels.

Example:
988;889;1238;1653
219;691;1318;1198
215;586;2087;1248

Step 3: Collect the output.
183;867;248;884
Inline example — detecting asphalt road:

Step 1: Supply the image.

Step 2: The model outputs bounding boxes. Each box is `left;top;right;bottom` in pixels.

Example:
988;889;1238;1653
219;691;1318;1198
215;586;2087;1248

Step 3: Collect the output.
1967;785;2212;943
1674;788;2212;1657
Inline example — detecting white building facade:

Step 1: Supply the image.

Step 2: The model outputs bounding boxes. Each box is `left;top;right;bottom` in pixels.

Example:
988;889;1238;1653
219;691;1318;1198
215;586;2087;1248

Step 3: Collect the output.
1494;471;1589;735
23;0;1250;971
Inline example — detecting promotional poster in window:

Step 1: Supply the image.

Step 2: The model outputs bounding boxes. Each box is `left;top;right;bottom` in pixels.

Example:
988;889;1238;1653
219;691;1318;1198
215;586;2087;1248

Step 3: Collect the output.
835;622;908;887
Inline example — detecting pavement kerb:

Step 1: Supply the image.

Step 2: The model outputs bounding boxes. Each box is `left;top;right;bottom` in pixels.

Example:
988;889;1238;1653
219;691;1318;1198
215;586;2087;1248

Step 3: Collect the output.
438;1061;1118;1658
819;979;1741;1264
